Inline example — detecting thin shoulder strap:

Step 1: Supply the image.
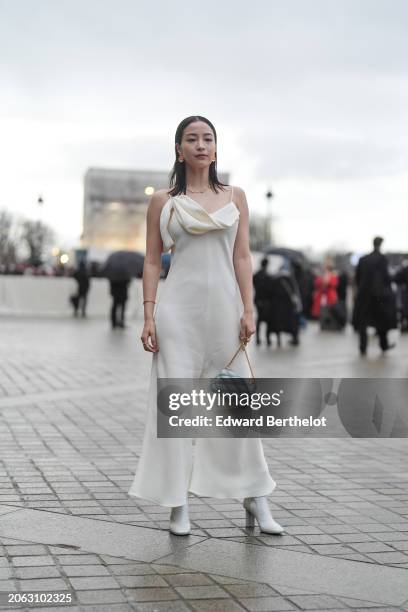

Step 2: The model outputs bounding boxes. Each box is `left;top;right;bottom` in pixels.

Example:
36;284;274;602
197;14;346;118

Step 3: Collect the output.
166;198;175;241
167;202;174;229
230;185;234;202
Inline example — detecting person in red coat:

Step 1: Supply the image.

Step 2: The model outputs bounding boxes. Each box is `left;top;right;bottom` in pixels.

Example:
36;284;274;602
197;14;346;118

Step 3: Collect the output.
311;257;338;318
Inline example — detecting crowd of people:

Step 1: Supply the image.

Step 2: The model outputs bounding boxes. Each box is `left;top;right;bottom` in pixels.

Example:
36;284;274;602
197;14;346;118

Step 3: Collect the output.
68;235;408;354
253;236;408;356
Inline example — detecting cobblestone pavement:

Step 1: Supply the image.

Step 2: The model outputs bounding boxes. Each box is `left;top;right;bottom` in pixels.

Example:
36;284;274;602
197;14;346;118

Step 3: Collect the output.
3;533;404;612
0;313;408;611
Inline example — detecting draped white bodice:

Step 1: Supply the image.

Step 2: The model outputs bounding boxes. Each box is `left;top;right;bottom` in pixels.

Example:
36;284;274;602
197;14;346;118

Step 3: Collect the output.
157;191;241;306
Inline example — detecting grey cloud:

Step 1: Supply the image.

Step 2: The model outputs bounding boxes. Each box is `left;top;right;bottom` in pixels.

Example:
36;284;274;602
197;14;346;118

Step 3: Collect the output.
244;128;406;181
1;0;407;249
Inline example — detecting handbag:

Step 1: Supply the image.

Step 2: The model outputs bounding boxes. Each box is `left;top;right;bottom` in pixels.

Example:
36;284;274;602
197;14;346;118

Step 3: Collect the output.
210;339;257;408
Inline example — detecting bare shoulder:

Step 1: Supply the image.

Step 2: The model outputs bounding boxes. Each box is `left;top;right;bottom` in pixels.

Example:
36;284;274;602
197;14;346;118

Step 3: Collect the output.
229;185;247;209
151;188;172;205
148;189;172;216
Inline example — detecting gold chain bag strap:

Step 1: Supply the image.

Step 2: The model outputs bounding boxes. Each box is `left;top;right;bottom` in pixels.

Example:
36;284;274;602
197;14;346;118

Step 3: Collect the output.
210;339;257;408
225;340;255;381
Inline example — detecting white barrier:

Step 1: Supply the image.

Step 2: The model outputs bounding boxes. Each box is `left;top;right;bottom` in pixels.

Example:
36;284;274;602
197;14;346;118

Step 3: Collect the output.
0;276;145;318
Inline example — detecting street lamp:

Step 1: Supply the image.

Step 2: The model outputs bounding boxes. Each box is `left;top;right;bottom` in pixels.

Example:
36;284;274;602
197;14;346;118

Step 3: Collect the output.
265;190;274;245
36;194;44;224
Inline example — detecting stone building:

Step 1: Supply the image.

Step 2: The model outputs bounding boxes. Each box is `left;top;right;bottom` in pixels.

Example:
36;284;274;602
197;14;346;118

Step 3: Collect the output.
81;167;229;259
81;168;167;256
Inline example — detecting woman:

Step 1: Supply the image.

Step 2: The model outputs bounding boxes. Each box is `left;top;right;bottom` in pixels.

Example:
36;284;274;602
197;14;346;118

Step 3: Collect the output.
128;116;283;536
311;257;339;320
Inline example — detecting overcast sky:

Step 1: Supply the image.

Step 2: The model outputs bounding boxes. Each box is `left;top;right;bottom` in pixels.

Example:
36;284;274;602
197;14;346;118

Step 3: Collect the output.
1;0;407;255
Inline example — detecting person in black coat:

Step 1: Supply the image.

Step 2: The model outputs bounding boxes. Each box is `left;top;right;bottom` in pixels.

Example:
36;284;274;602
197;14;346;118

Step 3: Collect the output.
72;261;90;318
352;237;397;355
394;261;408;333
268;269;302;346
253;258;273;345
253;257;301;347
109;279;130;329
330;268;348;330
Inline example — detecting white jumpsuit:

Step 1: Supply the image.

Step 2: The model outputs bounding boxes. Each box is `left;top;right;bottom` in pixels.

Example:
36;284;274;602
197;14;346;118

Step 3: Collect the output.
128;189;276;507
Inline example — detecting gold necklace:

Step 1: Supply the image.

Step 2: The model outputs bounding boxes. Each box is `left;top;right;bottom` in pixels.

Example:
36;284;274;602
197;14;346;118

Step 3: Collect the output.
186;186;210;194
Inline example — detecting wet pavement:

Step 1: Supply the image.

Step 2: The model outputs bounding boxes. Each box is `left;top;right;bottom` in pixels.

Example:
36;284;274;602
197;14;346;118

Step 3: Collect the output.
0;303;407;611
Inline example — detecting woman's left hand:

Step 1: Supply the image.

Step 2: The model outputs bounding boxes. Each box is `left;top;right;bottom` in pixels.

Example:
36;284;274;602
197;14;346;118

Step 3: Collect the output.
239;310;256;344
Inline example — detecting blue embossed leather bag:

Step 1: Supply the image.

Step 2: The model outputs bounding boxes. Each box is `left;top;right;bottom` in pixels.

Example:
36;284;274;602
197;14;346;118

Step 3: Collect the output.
210;340;257;408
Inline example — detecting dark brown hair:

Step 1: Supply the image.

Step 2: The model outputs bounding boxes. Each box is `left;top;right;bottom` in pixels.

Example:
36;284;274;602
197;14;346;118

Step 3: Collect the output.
168;115;228;196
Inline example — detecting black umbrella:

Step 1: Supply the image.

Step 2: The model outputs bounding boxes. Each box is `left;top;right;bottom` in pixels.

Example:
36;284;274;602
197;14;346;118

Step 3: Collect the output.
264;247;308;268
101;251;145;281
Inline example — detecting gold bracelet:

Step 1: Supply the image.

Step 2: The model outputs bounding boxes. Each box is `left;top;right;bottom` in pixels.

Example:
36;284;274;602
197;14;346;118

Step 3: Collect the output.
143;300;156;305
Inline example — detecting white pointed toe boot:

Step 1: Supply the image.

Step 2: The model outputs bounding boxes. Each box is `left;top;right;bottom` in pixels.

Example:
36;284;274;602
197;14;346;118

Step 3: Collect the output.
169;504;191;535
243;496;284;534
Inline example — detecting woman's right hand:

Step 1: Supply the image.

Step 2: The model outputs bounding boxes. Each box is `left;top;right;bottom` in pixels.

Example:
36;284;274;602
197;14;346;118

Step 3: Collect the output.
140;318;158;352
